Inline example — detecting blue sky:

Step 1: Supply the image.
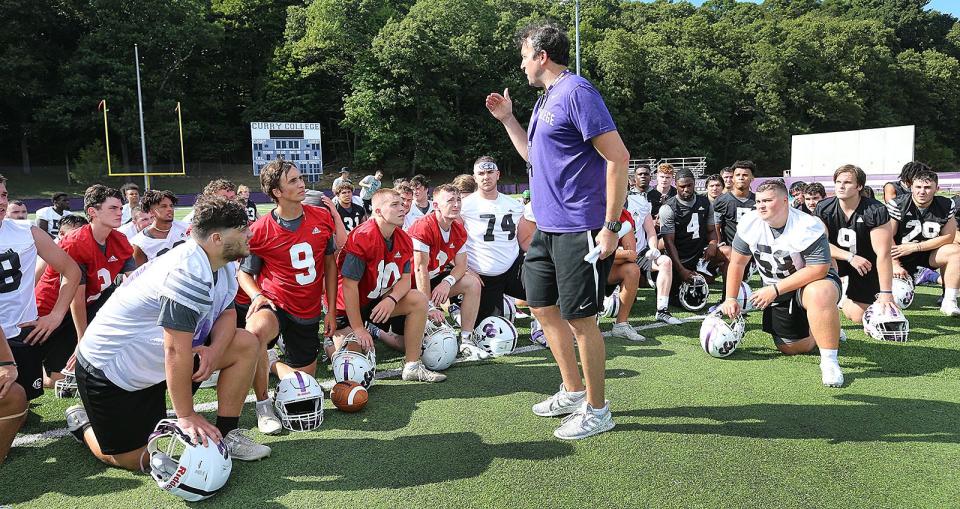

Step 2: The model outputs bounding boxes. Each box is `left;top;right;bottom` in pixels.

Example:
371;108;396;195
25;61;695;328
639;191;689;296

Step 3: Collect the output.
639;0;960;17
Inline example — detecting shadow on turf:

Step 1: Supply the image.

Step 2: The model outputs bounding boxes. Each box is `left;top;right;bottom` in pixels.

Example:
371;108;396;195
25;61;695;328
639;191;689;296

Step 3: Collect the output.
1;438;141;504
220;432;574;504
614;394;960;444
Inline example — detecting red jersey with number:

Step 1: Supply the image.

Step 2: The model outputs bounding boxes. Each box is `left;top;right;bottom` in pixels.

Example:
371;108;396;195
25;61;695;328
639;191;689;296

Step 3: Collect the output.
336;219;413;313
620;208;635;248
35;224;133;315
408;213;467;278
247;205;336;320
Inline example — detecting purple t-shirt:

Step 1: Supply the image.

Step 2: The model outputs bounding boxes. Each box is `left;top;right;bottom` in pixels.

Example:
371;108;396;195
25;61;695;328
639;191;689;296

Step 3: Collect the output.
528;72;617;233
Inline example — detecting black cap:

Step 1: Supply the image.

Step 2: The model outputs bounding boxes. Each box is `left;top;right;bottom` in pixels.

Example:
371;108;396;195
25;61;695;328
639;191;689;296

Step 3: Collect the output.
340;167;350;174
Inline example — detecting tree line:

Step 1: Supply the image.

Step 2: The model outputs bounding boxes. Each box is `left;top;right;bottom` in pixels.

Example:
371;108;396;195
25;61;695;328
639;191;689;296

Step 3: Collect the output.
2;0;958;178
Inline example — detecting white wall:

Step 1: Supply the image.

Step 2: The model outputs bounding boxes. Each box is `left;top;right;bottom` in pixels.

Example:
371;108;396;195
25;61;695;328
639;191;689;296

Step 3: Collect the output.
790;125;915;177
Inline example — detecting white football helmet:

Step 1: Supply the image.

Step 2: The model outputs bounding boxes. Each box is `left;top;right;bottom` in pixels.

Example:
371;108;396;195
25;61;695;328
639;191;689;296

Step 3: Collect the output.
892;277;915;309
529;318;548;348
475;316;518;357
501;295;517;323
147;419;232;502
332;333;377;389
274;371;324;431
735;282;754;312
679;272;710;311
699;310;746;358
863;303;910;342
54;370;78;399
448;303;462;327
602;286;620;319
421;320;458;371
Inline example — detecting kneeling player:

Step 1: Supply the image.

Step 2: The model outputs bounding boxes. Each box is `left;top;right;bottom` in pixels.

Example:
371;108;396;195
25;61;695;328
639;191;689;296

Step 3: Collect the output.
887;170;960;316
333;189;446;382
721;180;844;387
409;184;487;358
659;171;723;299
816;165;896;323
66;197;269;471
601;207;646;341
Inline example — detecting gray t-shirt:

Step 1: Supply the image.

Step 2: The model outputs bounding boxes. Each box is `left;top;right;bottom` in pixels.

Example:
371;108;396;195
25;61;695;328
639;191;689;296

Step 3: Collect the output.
359;175;382;200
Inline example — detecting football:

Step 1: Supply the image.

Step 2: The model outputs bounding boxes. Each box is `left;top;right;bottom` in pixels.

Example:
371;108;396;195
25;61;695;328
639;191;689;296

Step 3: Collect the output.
331;381;369;412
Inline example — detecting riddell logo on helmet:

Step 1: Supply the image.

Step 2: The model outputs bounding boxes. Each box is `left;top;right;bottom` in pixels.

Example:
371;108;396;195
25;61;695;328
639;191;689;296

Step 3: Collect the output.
164;465;188;490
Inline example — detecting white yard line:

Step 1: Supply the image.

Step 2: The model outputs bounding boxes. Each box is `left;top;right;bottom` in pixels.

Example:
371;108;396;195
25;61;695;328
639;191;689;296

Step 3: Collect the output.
13;315;703;447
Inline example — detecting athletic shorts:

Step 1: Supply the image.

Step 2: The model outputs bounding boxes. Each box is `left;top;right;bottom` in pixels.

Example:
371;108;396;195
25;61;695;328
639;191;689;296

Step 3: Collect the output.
478;255;526;320
235;302;249;329
635;249;658;288
763;272;842;343
263;307;321;369
898;251;932;276
335;298;406;335
7;327;42;400
43;314;78;375
841;269;881;305
524;228;613;320
75;353;202;455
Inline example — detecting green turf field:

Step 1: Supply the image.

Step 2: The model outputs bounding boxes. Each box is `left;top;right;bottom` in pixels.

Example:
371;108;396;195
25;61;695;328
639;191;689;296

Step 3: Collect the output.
3;278;960;508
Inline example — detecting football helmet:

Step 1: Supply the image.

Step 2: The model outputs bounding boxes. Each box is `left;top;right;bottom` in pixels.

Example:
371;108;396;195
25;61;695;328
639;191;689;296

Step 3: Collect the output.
602;286;621;318
274;371;324;431
862;303;910;342
892;277;915;309
529;318;548;348
679;272;710;311
54;370;78;399
147;419;232;502
448;302;462;327
421;320;458;371
475;316;518;357
332;333;377;389
735;282;754;312
699;310;745;358
501;295;517;323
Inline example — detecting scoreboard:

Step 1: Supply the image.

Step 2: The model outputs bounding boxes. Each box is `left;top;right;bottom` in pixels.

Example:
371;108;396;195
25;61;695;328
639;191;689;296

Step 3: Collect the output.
250;122;323;182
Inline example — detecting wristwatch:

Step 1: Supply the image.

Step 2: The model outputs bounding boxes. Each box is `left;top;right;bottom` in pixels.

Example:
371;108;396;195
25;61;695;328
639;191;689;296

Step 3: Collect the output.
604;221;622;233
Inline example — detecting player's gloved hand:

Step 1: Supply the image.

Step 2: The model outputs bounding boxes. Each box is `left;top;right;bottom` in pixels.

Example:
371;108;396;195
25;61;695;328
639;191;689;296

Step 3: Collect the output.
849;254;872;276
177;413;221;447
720;297;741;320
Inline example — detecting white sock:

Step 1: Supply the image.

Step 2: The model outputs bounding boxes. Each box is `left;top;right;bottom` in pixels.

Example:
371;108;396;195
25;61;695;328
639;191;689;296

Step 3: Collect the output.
657;296;669;311
944;288;958;303
404;361;419;370
820;348;839;365
460;331;471;341
256;398;271;408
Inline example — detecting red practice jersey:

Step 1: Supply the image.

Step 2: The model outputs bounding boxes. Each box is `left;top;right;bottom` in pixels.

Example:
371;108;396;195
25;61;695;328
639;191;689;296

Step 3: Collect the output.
336;219;413;313
247;205;336;319
408;213;467;278
620;208;635;248
35;224;133;314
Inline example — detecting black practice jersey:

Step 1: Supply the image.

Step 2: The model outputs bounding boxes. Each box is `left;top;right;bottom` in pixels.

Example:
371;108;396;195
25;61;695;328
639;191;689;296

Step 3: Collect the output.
660;194;713;266
815;196;889;277
646;187;676;218
953;196;960;220
336;202;367;232
712;191;755;244
887;194;957;244
885;181;911;201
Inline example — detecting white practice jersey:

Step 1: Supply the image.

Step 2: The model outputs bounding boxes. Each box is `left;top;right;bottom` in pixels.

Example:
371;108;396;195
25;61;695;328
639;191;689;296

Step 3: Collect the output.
34;207;72;236
461;192;524;276
403;201;434;230
117;221;140;241
734;207;825;286
131;221;190;261
0;219;38;338
78;241;238;391
626;195;652;246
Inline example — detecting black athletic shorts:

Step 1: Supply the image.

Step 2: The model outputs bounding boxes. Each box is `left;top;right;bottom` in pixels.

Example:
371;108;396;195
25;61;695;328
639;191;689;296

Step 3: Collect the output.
235;302;249;329
842;270;881;305
898;251;932;276
263;307;321;369
763;272;842;344
635;249;658;288
335;298;406;335
75;353;202;455
524;228;613;320
43;314;77;375
7;327;42;400
478;255;526;321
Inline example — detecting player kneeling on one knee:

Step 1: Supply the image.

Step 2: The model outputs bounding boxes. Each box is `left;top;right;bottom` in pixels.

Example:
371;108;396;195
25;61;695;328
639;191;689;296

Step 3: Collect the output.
720;179;844;388
333;188;446;383
66;196;270;472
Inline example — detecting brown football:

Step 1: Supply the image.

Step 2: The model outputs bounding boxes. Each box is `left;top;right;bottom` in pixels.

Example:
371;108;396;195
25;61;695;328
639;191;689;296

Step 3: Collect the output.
331;380;368;412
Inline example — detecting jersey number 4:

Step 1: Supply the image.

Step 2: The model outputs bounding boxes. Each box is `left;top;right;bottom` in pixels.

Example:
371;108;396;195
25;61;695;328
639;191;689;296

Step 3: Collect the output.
687;213;701;240
480;214;516;242
0;250;22;293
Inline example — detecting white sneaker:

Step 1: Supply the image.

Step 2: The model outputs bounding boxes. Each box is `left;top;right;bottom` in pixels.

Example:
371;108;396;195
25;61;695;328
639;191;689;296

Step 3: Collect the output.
256;400;283;435
532;384;587;417
267;348;279;371
553;401;615;440
223;428;271;461
655;310;683;325
401;361;447;382
820;362;844;388
940;301;960;317
603;322;646;342
459;336;492;361
839;329;847;343
65;405;90;443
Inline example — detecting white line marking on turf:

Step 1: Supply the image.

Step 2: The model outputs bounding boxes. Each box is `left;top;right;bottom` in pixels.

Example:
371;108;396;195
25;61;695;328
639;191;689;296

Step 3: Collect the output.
13;315;703;447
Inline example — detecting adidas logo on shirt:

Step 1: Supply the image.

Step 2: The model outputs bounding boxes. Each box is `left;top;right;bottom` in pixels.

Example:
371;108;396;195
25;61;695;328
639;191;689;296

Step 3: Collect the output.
108;256;118;262
856;217;864;223
449;243;455;248
905;212;912;217
312;227;321;234
394;252;401;259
